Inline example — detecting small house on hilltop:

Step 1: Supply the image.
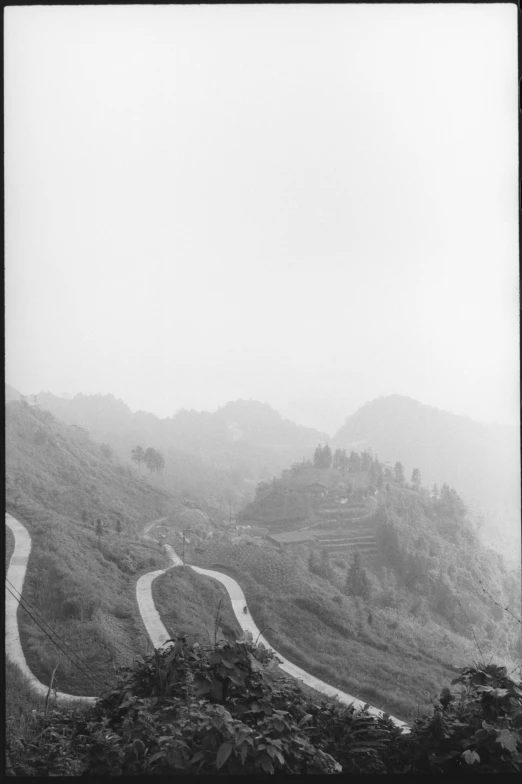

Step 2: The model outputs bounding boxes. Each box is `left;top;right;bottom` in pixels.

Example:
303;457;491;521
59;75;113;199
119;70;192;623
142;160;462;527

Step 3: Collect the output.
265;531;316;550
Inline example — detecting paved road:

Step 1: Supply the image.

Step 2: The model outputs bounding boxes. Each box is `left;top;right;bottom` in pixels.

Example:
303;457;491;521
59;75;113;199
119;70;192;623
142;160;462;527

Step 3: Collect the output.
189;561;410;733
135;545;182;648
6;513;410;733
5;514;96;705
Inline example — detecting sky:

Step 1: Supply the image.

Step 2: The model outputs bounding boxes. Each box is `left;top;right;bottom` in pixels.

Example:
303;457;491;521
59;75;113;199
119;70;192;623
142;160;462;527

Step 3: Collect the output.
5;4;519;433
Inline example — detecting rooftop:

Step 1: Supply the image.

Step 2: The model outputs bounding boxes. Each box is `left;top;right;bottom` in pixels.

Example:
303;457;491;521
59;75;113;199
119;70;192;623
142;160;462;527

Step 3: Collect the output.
266;530;316;544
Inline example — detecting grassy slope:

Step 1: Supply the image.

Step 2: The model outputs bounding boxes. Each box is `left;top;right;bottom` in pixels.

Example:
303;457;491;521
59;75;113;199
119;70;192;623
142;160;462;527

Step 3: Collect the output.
152;567;241;646
188;529;518;725
5;401;178;697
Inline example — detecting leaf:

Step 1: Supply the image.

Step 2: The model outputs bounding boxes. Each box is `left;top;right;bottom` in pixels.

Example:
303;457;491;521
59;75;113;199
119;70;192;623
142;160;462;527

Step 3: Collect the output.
260;756;274;774
211;679;223;701
497;729;519;753
195;677;211;695
462;750;480;764
216;742;233;770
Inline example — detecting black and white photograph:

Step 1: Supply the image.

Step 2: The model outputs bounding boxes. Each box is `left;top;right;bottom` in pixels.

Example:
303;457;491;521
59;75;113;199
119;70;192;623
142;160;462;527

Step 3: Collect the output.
5;3;521;775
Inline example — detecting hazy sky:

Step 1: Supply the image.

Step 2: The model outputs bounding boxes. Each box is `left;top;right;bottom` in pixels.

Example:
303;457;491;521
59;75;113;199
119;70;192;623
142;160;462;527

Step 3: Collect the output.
5;4;519;431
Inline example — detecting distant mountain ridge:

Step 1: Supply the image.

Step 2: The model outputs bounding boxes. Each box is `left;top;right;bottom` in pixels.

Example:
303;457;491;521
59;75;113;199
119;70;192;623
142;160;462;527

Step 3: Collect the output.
27;392;328;506
333;394;520;560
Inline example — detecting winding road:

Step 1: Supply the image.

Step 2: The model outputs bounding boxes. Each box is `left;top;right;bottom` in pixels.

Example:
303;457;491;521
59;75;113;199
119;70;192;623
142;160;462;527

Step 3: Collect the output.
5;513;409;732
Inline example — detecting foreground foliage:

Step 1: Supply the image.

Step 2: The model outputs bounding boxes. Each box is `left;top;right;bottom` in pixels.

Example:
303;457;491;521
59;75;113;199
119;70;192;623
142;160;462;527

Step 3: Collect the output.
8;633;522;775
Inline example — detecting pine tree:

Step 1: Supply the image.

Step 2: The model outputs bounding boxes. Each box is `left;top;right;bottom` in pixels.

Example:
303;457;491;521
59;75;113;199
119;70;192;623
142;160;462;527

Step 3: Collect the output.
322;444;332;470
131;445;145;473
308;549;321;575
313;444;324;468
345;552;371;600
320;549;333;580
411;468;421;490
349;451;361;472
394;461;405;484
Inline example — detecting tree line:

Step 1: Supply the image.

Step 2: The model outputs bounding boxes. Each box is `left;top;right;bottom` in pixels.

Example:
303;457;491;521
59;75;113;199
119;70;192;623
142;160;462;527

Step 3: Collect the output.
312;444;424;492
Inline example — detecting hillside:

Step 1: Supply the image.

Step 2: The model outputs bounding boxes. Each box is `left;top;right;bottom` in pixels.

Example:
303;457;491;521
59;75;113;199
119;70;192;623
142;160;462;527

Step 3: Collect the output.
29;392;328;512
5;399;178;695
207;446;522;721
333;395;520;563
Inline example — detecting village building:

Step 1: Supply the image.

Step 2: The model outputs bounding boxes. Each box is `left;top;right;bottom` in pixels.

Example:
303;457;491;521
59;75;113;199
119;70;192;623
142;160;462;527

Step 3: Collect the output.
265;530;317;550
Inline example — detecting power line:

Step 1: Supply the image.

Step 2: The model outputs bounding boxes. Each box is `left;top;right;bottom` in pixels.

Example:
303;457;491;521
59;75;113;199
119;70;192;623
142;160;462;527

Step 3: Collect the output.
5;581;105;692
5;581;109;692
5;576;111;689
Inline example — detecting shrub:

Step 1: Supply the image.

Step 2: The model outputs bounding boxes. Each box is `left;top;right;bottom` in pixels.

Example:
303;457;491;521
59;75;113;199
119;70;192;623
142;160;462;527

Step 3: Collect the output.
390;662;522;774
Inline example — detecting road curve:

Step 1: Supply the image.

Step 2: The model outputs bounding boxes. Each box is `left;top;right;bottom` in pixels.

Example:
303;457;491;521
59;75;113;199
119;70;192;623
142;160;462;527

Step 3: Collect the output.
5;513;96;705
6;513;409;733
189;562;410;733
135;546;182;647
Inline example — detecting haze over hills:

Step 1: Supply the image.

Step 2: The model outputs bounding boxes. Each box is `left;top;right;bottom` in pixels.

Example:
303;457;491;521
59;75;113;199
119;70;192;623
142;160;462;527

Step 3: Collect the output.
27;390;328;508
8;384;519;560
333;394;520;561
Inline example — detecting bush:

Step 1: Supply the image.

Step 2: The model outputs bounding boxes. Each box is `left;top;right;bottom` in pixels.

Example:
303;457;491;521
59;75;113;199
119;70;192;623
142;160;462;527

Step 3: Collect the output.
390;662;522;774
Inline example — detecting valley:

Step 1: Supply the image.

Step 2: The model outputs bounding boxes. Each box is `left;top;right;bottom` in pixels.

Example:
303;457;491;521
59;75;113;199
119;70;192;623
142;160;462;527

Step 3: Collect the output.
5;390;521;775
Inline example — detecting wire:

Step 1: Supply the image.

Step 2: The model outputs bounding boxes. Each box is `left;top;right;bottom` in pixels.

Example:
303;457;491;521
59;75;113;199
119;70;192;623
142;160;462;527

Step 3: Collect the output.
5;576;112;690
5;581;106;692
5;581;109;692
6;576;111;689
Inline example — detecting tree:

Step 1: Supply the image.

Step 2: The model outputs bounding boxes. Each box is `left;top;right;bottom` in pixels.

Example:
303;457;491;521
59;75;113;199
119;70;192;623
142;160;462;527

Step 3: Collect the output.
313;444;332;469
116;518;122;535
322;444;332;470
394;461;405;484
145;447;165;474
361;450;373;472
96;518;103;546
320;549;333;580
349;451;361;472
432;484;439;499
308;549;320;575
333;448;348;474
411;468;421;491
370;460;384;489
345;552;371;600
131;445;145;473
100;443;113;460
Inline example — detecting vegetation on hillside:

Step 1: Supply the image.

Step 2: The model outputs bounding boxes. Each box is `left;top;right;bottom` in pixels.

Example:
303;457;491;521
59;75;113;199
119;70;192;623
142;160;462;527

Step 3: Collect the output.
190;447;521;721
333;394;520;564
7;636;522;776
5;399;176;695
31;392;329;515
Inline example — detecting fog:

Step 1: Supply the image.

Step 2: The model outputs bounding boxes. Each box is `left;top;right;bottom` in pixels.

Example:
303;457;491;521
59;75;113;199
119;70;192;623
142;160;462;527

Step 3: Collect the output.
5;4;519;432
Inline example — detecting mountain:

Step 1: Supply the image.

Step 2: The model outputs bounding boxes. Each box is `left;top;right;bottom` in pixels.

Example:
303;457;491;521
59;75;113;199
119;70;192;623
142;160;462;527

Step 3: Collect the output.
279;398;348;436
333;395;520;562
5;383;23;403
29;393;328;509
